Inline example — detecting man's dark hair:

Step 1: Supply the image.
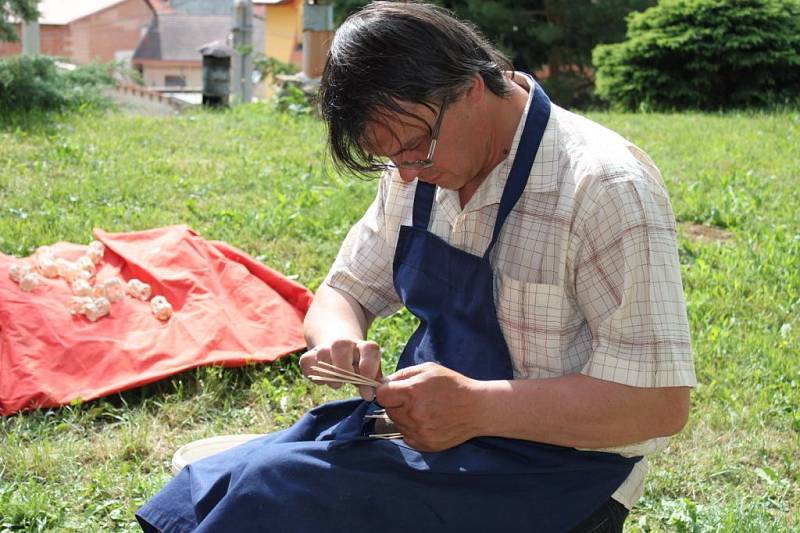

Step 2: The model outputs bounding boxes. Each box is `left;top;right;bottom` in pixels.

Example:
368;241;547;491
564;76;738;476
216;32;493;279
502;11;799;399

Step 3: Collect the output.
319;1;513;175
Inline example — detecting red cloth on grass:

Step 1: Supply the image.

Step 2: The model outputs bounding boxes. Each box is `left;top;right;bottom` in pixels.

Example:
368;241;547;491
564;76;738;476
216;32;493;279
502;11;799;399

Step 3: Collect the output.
0;225;313;415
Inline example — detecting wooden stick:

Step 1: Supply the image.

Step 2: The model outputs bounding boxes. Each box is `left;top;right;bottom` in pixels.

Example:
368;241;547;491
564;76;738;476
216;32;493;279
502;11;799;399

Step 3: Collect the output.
309;366;376;386
309;365;373;383
312;361;381;387
364;413;391;420
309;367;379;388
309;375;375;387
314;361;381;385
369;433;403;439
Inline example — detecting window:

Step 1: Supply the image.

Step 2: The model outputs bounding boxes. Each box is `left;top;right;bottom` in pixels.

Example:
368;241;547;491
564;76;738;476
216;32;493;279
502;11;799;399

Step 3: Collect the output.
165;75;186;87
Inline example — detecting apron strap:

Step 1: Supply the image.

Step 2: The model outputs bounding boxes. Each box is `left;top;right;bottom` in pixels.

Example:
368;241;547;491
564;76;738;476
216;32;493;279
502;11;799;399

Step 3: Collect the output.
484;77;551;260
412;180;436;230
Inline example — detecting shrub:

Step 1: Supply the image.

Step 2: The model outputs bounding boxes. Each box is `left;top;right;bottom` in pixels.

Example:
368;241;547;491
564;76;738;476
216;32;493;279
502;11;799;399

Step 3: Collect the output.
593;0;800;111
0;55;114;115
254;55;299;81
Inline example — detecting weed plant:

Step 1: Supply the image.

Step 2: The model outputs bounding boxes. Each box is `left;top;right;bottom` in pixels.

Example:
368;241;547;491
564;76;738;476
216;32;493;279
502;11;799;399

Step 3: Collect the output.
0;56;115;116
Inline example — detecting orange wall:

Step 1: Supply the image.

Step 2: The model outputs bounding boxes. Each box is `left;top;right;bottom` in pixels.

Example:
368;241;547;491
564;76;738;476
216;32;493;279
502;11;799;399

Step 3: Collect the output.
265;1;302;68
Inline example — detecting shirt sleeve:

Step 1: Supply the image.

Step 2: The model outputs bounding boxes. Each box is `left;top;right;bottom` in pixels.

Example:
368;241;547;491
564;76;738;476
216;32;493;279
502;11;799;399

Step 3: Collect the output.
574;171;696;388
324;172;404;318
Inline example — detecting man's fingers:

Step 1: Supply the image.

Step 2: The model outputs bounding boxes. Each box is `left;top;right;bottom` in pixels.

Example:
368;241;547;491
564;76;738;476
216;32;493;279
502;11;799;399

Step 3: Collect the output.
302;346;342;389
385;363;430;383
302;340;385;397
298;349;316;377
377;362;436;406
356;341;381;380
376;380;406;408
329;339;357;371
299;347;325;377
356;340;381;400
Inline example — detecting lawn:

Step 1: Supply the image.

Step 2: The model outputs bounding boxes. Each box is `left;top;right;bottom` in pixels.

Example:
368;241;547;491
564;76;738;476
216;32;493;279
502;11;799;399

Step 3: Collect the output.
1;104;798;532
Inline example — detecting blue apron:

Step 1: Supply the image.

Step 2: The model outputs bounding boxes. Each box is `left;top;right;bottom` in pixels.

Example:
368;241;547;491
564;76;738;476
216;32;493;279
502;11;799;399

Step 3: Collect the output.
137;81;639;533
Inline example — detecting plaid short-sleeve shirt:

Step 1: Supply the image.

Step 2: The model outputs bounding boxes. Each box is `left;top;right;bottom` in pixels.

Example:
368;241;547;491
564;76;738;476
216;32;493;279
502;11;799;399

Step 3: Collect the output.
325;78;696;508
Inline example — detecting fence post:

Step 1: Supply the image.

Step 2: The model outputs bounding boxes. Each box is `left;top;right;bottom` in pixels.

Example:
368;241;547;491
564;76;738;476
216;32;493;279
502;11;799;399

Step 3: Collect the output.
231;0;254;103
22;20;40;55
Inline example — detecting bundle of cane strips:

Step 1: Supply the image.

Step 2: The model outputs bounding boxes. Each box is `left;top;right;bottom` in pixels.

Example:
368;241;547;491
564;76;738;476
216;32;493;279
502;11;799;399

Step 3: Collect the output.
307;363;403;440
308;361;382;387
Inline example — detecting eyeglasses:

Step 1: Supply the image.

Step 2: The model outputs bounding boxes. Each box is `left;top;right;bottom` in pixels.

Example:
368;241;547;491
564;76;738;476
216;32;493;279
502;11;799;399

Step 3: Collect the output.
394;99;449;170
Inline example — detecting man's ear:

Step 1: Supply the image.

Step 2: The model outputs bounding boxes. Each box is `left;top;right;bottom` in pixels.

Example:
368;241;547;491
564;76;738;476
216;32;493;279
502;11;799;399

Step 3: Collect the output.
464;73;486;107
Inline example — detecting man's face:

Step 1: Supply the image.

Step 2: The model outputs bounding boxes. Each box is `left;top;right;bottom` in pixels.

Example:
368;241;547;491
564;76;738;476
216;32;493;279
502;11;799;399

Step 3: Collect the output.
362;96;482;192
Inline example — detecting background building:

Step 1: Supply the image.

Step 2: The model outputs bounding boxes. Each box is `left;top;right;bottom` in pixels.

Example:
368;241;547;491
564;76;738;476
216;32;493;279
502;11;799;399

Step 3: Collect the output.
0;0;155;63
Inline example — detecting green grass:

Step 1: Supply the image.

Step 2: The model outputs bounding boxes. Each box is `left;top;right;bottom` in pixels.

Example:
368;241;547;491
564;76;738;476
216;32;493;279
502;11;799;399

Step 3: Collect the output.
1;105;798;531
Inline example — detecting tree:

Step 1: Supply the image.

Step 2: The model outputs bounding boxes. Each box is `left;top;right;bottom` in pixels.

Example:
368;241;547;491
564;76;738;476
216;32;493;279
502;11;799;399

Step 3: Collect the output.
333;0;655;107
593;0;800;110
0;0;39;42
437;0;656;107
333;0;371;24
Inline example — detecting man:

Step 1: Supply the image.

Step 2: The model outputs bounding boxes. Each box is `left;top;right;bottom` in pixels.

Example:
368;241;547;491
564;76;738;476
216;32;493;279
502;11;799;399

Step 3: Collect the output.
137;3;694;532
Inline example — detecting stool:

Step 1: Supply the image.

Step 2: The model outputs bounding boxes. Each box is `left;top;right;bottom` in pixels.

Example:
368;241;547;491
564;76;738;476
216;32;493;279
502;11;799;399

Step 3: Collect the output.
171;434;265;475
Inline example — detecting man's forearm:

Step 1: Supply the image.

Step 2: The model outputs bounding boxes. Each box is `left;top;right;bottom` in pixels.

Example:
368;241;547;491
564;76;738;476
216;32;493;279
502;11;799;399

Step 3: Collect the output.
303;283;375;348
474;374;690;449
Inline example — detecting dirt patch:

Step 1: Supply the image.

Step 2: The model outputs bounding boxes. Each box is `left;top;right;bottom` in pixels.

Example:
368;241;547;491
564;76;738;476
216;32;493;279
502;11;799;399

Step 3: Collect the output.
679;222;735;243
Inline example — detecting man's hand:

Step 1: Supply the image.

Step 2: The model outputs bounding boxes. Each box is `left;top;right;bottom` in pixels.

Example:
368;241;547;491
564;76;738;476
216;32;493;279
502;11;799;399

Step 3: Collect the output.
299;339;382;401
376;362;485;452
